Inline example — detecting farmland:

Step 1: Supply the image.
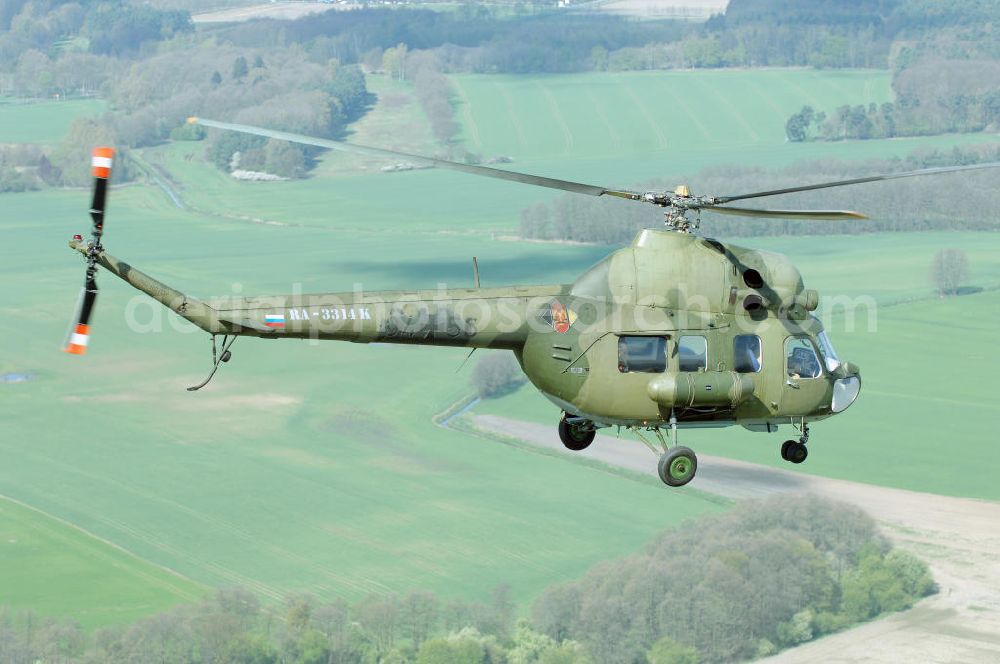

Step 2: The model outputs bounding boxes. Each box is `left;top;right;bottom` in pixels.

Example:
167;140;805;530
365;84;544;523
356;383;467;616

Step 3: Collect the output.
0;97;105;145
1;185;717;619
3;67;999;626
0;496;203;628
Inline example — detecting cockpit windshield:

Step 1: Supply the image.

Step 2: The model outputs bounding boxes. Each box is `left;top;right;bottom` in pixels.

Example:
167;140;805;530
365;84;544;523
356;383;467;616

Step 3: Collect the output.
816;330;841;373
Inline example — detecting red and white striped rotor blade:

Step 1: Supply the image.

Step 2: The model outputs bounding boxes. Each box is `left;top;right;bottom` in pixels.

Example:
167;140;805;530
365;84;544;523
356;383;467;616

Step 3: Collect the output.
64;146;114;356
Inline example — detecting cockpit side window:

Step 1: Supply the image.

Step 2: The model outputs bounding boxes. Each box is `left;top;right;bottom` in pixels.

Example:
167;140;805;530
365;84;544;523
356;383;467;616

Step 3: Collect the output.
678;335;708;372
618;336;667;373
785;337;822;379
733;335;762;373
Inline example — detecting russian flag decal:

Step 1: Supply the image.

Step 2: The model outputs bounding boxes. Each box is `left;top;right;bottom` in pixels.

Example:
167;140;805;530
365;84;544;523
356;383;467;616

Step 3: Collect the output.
264;313;285;328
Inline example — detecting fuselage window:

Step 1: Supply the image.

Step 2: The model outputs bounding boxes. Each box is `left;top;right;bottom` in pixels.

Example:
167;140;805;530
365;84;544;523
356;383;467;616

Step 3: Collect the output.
678;335;708;372
618;336;667;373
733;334;762;373
785;337;822;379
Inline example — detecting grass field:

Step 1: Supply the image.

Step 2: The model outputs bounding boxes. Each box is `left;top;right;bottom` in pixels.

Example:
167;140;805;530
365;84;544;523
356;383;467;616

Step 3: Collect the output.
0;97;105;145
4;67;1000;626
0;496;203;628
453;70;892;159
1;185;721;622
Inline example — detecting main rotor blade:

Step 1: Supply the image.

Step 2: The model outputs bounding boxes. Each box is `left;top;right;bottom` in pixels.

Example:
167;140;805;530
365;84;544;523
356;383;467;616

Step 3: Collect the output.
706;206;868;220
190;118;636;199
715;161;1000;204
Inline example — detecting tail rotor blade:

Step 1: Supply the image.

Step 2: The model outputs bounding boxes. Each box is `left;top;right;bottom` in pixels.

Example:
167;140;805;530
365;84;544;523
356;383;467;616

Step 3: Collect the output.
64;146;114;356
63;283;97;355
89;147;114;242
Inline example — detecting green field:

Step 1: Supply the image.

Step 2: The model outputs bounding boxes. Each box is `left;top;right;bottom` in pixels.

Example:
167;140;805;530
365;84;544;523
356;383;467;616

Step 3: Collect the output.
3;68;999;626
1;185;720;622
453;70;891;159
0;496;203;628
0;97;105;144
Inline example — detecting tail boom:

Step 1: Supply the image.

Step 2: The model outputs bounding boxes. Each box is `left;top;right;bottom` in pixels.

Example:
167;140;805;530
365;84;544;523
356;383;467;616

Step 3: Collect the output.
212;284;566;349
69;239;225;334
69;240;564;349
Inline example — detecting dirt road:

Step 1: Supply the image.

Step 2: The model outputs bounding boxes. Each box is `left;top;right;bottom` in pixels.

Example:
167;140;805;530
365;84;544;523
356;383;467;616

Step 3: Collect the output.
473;415;1000;663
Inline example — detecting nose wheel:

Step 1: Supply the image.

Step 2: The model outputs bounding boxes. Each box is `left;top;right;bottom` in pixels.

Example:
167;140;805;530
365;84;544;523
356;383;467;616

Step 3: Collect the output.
781;439;808;463
780;422;809;464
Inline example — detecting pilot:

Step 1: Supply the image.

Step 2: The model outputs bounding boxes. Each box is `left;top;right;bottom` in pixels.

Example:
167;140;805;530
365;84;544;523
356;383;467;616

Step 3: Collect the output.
734;336;761;373
788;346;820;379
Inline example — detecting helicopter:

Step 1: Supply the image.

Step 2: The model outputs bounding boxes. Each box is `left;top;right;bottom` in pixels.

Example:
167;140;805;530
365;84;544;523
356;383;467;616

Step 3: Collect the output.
64;119;1000;487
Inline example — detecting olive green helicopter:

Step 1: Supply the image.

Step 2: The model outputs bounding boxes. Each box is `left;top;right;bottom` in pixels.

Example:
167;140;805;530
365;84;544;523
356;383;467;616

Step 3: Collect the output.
64;119;1000;487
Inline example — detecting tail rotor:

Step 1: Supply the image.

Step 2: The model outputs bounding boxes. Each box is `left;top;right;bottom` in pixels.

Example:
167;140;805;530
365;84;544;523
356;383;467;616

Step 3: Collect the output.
64;147;115;356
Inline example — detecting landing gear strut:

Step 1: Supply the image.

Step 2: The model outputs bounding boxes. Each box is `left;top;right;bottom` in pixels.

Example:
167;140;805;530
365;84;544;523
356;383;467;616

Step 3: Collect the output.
555;411;700;487
558;413;596;451
780;421;809;464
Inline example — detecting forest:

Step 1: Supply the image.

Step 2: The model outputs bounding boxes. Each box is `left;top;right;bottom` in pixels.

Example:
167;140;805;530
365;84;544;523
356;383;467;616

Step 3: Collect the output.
3;0;1000;190
0;496;934;664
786;58;1000;141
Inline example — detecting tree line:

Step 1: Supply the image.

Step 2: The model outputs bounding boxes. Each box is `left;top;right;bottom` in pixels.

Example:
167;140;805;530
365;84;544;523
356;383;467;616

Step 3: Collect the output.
519;145;1000;244
787;57;1000;142
218;0;1000;74
0;495;932;663
5;0;1000;102
0;0;192;61
532;495;934;663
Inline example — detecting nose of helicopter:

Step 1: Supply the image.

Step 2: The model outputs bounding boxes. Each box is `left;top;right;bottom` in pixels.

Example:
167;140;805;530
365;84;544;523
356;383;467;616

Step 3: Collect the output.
831;365;861;413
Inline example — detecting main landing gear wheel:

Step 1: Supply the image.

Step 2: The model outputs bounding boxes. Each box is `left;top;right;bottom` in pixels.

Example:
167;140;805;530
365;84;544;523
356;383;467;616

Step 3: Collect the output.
781;440;808;464
658;446;698;487
558;414;596;451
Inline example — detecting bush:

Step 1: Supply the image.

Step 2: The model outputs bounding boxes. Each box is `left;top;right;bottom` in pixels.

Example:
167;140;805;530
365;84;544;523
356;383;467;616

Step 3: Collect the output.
647;636;699;664
470;352;525;399
931;248;969;296
170;122;205;141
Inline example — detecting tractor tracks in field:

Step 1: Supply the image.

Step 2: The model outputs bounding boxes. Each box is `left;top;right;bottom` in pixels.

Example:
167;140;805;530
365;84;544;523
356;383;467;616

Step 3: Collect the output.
536;82;575;155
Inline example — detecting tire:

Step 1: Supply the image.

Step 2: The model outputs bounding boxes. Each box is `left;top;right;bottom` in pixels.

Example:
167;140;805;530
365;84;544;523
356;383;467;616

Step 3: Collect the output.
780;439;797;461
787;441;808;464
657;446;698;487
558;417;595;451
